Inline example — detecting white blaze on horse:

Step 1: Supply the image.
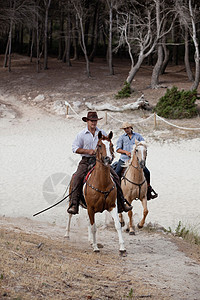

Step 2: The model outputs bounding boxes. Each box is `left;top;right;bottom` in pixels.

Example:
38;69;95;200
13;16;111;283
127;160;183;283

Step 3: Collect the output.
65;131;126;253
119;140;148;235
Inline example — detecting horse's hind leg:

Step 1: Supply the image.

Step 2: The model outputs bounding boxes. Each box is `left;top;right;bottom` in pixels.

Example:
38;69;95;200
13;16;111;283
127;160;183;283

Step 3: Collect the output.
119;213;125;227
110;204;126;253
64;214;72;238
87;208;99;252
138;198;148;228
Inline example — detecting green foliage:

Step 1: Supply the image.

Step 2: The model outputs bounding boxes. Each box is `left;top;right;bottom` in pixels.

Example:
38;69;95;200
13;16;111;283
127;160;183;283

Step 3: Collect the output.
154;86;198;119
174;221;200;245
127;288;134;299
115;82;131;99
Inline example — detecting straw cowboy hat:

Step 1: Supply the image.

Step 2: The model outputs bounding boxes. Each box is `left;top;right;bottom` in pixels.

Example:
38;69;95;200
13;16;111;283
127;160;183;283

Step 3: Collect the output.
120;122;133;129
82;111;103;122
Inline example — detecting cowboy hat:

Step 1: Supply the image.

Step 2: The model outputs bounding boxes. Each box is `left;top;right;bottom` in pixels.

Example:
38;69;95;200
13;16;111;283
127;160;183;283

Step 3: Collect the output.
82;111;103;122
120;122;133;129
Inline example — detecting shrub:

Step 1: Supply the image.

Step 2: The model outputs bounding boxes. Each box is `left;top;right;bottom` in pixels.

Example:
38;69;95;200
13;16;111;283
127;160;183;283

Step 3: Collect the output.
115;81;131;99
154;86;198;119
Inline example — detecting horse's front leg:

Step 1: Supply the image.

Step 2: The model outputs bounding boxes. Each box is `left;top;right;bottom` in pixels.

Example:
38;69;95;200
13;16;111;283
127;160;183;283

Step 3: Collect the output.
128;210;135;235
87;208;99;252
64;214;72;238
110;201;126;253
138;198;148;228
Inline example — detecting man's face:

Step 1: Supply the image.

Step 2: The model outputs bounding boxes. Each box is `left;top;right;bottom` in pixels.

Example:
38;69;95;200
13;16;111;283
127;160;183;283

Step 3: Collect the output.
87;119;97;130
124;127;132;134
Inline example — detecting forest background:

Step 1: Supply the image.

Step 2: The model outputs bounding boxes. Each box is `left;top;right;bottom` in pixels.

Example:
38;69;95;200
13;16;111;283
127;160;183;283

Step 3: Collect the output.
0;0;200;93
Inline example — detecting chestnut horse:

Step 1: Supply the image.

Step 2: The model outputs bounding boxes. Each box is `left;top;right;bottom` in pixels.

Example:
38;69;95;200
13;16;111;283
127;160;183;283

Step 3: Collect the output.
119;140;148;235
65;131;126;253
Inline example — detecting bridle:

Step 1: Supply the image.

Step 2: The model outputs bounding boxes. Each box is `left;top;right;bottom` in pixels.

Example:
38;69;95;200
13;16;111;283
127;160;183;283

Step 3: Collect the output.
95;138;115;166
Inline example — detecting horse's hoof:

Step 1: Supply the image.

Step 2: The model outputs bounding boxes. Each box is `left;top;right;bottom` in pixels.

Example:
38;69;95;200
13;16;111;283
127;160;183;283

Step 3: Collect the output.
119;249;127;257
137;224;143;229
64;235;70;239
125;228;129;233
120;221;125;227
93;248;100;253
97;243;104;249
129;231;135;235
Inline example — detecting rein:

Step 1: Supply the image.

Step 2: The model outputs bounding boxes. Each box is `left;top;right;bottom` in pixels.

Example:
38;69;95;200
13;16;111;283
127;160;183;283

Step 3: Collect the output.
33;187;78;217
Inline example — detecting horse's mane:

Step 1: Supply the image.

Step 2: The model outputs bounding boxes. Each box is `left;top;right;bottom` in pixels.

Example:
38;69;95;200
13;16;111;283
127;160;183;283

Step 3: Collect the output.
122;141;147;168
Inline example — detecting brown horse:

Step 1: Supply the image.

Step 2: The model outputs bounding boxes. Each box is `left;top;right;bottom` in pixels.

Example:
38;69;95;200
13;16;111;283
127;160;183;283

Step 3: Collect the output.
65;131;126;253
119;140;148;235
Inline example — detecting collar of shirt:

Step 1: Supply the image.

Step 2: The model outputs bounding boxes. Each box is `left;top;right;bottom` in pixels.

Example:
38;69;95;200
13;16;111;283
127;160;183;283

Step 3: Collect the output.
84;126;100;135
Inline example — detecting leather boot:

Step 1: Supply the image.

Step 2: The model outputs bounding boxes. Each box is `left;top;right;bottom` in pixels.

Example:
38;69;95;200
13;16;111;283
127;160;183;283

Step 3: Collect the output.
147;185;158;200
67;199;79;214
117;196;132;213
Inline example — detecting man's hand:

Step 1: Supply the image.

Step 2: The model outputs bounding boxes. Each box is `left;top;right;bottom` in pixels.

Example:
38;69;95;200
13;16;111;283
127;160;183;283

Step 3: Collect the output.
87;149;96;156
125;151;131;157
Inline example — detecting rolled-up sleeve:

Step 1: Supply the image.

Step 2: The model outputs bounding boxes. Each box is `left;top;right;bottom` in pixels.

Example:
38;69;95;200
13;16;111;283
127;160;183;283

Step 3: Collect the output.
72;133;83;153
116;135;123;151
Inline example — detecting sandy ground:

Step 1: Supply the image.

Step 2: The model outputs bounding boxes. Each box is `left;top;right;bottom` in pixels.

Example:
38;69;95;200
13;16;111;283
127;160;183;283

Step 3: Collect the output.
0;55;200;299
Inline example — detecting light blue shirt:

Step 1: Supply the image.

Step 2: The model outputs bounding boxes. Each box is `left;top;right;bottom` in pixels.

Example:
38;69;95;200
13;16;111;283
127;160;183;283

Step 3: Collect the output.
72;126;107;157
116;131;144;162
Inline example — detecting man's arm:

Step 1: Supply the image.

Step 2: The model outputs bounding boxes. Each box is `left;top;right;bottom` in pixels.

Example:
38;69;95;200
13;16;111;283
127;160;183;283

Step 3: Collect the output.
116;135;131;158
75;148;96;156
116;148;131;157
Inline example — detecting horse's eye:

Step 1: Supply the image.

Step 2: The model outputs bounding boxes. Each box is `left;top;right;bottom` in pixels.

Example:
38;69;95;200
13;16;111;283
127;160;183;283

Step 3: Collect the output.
136;149;138;152
98;144;102;148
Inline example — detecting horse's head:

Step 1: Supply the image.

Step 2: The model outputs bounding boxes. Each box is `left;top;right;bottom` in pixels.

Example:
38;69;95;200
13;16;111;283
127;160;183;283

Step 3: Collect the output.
96;131;114;166
132;140;147;169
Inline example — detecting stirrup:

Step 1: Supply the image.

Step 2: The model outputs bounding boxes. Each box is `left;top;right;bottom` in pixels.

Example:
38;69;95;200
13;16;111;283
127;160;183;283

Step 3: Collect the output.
150;188;158;200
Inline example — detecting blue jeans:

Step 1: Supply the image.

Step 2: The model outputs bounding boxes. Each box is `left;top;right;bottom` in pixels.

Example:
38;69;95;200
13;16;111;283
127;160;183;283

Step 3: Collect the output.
113;159;150;184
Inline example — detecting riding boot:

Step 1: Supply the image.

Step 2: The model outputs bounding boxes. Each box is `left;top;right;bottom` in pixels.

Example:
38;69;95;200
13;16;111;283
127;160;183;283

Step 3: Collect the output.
117;189;132;213
67;198;79;214
147;185;158;200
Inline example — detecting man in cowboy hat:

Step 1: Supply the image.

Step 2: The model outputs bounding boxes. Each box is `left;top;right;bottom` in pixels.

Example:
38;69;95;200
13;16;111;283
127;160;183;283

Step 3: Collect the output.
67;111;132;215
114;121;158;200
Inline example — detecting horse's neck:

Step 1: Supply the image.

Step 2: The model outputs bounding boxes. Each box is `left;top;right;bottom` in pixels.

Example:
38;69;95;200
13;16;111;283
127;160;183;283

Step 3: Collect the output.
93;162;111;183
127;155;144;181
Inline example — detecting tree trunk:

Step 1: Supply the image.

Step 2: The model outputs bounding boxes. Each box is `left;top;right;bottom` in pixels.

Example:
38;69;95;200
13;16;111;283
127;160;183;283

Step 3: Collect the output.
108;3;114;75
8;21;13;72
126;54;144;84
189;0;200;90
184;26;194;82
62;8;71;66
151;44;163;88
43;0;51;70
3;37;9;68
58;8;64;60
36;12;40;73
89;3;99;62
151;0;164;88
160;36;170;74
79;16;91;77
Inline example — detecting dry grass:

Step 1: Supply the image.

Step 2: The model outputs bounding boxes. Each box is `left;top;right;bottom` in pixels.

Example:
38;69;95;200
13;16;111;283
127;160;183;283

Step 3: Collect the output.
0;228;169;300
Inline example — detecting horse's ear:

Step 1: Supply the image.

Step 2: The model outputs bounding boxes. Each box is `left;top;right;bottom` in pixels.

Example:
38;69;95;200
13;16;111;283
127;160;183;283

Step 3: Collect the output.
108;131;113;140
98;131;102;139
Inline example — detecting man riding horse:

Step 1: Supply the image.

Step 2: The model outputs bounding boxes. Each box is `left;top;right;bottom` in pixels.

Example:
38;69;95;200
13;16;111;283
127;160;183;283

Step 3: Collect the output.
113;122;158;200
67;111;132;215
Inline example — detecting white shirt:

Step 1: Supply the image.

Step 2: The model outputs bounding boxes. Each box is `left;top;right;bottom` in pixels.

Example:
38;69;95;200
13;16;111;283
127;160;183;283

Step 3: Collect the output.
72;126;107;157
